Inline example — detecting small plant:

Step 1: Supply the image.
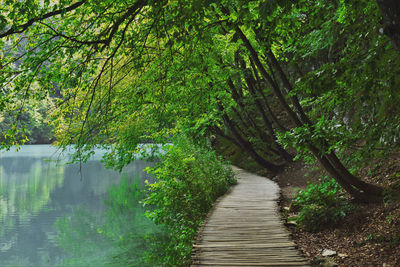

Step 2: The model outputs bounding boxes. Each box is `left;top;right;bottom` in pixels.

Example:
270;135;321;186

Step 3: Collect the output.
385;214;397;224
383;182;400;204
366;232;386;243
291;178;352;232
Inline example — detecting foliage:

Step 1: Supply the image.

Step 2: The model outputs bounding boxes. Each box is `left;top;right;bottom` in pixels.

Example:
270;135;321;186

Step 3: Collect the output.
1;0;400;265
0;0;399;230
291;178;352;232
143;135;236;266
277;115;349;161
271;0;400;157
0;97;55;146
1;0;399;174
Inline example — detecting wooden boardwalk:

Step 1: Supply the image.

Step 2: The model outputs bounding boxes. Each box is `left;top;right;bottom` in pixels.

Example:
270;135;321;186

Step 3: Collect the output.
191;167;309;266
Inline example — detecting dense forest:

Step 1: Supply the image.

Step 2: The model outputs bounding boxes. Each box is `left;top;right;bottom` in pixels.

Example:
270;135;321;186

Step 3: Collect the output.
1;0;400;266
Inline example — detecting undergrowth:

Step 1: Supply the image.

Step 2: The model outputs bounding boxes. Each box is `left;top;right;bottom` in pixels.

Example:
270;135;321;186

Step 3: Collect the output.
290;177;353;232
143;135;236;266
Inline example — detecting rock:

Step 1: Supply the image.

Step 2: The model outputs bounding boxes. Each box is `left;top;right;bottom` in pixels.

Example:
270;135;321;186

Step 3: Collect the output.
322;249;337;257
284;220;297;226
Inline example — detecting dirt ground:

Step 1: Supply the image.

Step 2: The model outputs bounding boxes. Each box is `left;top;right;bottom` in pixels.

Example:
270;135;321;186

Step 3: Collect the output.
258;157;400;267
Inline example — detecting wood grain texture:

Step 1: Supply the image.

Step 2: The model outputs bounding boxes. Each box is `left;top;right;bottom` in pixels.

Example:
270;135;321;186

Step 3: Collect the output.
191;167;309;267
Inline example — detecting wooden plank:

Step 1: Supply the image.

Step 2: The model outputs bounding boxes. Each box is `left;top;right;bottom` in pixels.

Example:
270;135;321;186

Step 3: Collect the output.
191;167;309;266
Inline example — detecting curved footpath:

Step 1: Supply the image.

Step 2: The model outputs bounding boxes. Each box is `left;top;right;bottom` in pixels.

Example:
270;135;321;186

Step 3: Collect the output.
191;167;309;266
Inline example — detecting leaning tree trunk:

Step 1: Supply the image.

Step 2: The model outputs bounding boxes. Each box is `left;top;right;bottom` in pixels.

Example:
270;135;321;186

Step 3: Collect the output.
249;57;289;132
266;48;384;199
234;24;383;201
217;104;284;173
227;78;283;155
244;74;294;162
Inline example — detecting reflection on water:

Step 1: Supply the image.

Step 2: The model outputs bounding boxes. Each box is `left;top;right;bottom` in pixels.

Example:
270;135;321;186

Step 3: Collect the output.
56;177;161;267
0;145;154;266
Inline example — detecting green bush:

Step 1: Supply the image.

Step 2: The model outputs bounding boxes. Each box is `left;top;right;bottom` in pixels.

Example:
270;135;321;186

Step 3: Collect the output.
291;178;351;232
143;135;236;266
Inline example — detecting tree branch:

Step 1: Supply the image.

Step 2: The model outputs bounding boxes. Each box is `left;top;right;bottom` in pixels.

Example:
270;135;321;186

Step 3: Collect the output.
0;1;87;38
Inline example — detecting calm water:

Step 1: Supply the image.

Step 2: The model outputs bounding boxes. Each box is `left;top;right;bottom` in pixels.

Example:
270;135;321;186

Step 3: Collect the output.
0;145;153;266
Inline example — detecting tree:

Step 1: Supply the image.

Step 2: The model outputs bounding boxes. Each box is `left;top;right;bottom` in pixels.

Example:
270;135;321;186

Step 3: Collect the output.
1;0;399;201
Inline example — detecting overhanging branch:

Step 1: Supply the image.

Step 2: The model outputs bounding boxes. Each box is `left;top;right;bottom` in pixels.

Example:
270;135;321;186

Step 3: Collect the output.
0;1;87;38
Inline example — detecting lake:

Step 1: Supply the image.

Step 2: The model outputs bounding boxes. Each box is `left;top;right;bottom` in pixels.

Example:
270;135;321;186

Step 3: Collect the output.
0;145;155;266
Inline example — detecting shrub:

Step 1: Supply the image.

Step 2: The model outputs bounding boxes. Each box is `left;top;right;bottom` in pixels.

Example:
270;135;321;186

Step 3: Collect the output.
291;178;351;232
143;135;236;266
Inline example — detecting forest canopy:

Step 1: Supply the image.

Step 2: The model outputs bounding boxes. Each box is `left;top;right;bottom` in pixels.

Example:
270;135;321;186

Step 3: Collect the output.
0;0;400;201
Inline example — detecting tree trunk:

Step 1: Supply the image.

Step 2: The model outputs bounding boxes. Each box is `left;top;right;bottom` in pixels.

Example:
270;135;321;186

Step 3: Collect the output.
265;49;312;125
235;26;304;127
212;126;241;148
266;48;384;197
220;108;283;173
230;106;281;157
249;57;289;131
235;25;383;201
228;78;281;153
245;75;294;162
325;151;383;196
